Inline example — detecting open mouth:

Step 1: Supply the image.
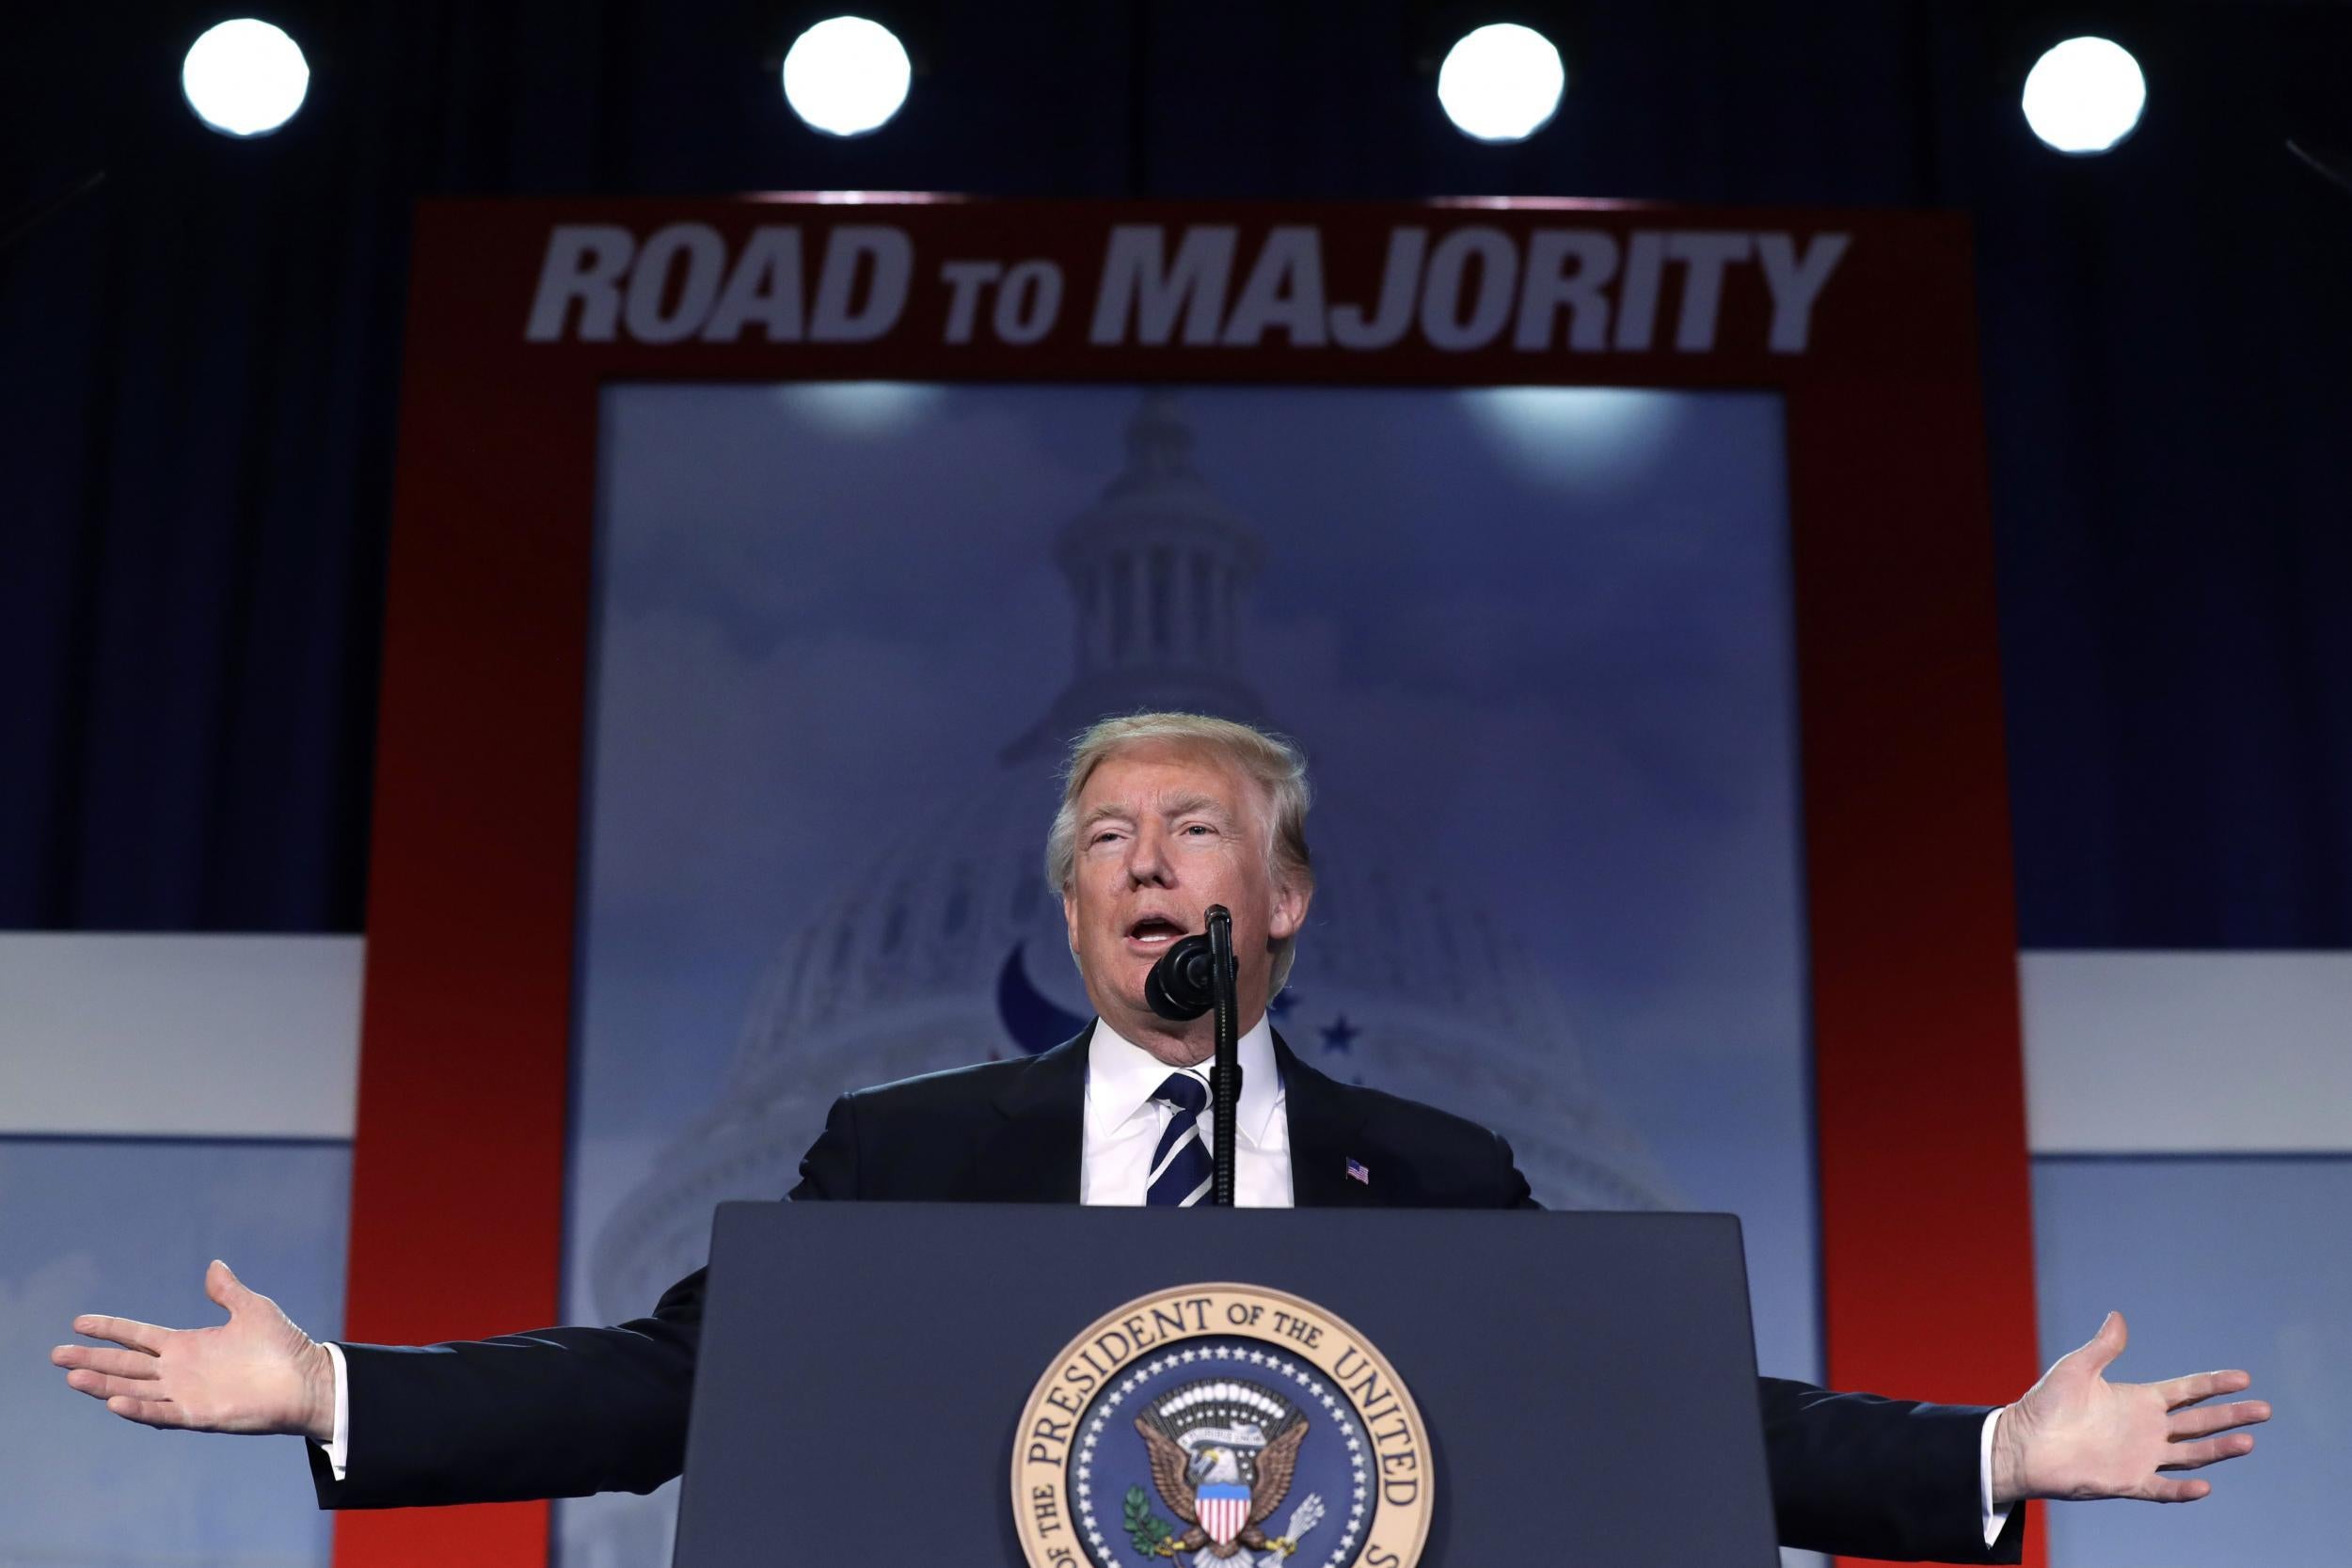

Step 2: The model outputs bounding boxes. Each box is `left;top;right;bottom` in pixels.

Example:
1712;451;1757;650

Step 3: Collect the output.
1124;915;1187;948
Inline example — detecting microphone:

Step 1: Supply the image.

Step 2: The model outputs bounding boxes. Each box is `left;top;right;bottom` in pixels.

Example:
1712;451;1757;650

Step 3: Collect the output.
1144;931;1221;1021
1141;907;1241;1207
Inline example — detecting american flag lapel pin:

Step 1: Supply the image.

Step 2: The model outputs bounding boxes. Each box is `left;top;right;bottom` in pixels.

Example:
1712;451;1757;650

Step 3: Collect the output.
1345;1158;1371;1185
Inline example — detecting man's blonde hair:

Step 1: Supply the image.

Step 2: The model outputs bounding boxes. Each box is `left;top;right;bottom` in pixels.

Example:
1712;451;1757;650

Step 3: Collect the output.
1046;712;1314;992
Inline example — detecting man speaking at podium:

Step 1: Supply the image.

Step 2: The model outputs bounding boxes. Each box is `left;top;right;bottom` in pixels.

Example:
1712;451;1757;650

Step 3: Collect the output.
52;713;2268;1561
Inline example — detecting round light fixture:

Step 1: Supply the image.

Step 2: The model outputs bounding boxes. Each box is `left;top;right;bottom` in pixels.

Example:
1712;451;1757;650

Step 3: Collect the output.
781;16;912;138
1437;23;1565;144
181;19;310;138
2021;36;2147;155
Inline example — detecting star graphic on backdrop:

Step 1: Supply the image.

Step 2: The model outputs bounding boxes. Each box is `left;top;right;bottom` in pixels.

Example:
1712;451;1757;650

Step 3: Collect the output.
1269;989;1298;1019
1320;1014;1359;1053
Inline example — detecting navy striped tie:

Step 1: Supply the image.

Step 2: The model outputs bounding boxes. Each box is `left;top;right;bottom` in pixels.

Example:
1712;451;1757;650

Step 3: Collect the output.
1145;1071;1215;1207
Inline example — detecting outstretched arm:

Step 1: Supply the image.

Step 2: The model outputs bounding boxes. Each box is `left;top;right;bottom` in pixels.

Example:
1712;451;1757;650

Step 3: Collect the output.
1762;1309;2270;1563
315;1267;707;1506
54;1257;710;1508
51;1092;860;1510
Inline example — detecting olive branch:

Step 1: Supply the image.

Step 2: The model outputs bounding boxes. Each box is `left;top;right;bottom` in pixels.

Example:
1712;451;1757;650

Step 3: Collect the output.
1121;1484;1178;1559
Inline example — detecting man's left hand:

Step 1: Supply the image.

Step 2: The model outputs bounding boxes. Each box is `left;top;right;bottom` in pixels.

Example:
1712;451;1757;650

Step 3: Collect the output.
1991;1310;2270;1507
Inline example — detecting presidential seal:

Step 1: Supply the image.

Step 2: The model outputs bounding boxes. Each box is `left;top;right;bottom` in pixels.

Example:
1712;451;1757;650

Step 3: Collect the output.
1013;1283;1432;1568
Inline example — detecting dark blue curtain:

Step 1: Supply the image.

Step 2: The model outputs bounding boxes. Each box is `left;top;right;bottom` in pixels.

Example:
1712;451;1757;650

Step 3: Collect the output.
4;0;2346;942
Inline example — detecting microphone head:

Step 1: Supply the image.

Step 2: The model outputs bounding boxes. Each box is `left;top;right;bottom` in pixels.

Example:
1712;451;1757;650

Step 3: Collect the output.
1144;932;1218;1021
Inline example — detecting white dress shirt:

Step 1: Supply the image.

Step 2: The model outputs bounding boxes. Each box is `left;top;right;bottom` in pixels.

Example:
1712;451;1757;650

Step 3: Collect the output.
319;1013;2008;1548
1079;1012;1290;1207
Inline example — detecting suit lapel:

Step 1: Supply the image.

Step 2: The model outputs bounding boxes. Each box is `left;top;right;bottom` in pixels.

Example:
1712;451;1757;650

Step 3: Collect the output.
970;1023;1385;1207
1277;1033;1382;1208
968;1024;1090;1202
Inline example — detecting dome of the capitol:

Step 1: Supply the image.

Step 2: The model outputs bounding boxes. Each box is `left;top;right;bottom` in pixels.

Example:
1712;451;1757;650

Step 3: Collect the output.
585;392;1677;1327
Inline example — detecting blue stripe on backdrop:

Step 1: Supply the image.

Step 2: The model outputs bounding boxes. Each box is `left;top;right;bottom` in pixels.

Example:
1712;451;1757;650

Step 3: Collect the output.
2030;1154;2352;1568
0;1137;351;1568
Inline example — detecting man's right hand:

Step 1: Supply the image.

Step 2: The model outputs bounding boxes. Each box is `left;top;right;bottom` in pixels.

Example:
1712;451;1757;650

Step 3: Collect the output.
50;1259;337;1444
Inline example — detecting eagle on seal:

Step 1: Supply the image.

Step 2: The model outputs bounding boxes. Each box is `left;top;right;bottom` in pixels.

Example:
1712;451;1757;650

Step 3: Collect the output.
1135;1409;1310;1559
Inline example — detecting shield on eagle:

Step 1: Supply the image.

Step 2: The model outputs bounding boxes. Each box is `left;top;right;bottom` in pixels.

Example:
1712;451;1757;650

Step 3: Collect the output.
1196;1480;1252;1547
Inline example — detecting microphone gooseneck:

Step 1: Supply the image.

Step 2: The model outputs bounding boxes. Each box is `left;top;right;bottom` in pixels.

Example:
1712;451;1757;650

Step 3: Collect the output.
1204;907;1238;1208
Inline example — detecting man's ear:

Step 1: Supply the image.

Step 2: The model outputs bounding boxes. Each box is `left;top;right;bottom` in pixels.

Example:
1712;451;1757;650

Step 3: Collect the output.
1268;877;1311;942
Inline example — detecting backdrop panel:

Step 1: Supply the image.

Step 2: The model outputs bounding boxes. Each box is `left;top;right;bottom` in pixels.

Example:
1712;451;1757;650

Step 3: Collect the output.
559;379;1811;1563
349;198;2032;1568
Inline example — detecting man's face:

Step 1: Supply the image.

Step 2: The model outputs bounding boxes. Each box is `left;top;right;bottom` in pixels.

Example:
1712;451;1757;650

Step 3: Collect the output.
1060;741;1309;1064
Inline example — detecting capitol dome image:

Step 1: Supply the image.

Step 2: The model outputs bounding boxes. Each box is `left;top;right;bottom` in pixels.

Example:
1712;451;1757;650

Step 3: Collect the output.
568;391;1678;1565
587;390;1678;1318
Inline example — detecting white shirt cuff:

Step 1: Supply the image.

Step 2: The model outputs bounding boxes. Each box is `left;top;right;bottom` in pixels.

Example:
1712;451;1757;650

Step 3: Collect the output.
1979;1407;2010;1547
318;1341;350;1480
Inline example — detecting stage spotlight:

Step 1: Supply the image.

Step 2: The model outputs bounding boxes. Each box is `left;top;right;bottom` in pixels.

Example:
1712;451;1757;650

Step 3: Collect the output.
181;19;310;138
781;16;912;137
2021;36;2146;155
1437;23;1565;143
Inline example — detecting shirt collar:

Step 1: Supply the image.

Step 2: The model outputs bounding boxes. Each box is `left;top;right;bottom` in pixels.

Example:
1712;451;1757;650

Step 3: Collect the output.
1086;1012;1283;1148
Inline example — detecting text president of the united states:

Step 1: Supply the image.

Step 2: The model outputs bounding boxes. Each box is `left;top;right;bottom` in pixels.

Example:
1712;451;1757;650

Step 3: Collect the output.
52;712;2269;1560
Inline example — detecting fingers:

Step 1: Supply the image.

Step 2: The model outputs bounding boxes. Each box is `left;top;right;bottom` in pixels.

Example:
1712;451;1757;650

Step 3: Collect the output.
2138;1475;2213;1504
2169;1398;2272;1439
2075;1309;2128;1374
50;1344;160;1380
65;1369;167;1403
103;1395;191;1430
2155;1369;2253;1408
2157;1433;2258;1473
70;1315;169;1354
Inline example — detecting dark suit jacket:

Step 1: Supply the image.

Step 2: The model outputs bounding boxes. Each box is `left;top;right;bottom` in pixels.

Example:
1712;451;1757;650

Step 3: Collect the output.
316;1026;2026;1563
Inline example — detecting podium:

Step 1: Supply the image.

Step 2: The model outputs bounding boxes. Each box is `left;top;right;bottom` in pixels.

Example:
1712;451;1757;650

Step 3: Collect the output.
672;1202;1779;1567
